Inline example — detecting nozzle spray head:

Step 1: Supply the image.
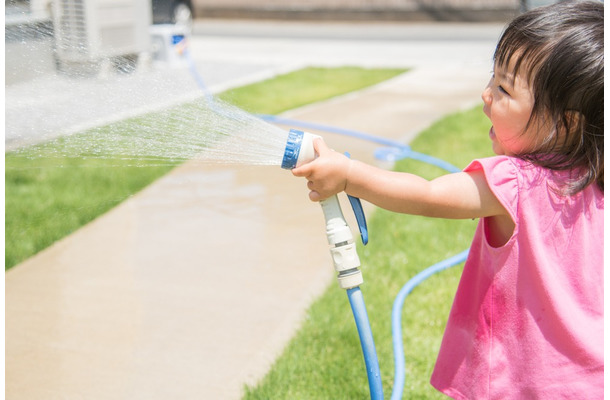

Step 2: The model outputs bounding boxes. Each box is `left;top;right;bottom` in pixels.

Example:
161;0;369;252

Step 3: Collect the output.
281;129;319;170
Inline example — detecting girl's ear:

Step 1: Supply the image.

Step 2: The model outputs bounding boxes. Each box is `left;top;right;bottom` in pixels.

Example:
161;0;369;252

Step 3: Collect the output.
555;110;584;146
565;110;584;132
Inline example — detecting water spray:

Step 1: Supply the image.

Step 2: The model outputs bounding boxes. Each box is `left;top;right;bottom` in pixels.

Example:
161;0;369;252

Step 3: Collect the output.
281;129;383;399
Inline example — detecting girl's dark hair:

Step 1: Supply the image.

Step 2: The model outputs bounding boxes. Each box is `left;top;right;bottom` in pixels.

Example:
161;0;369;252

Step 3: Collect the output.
494;0;604;194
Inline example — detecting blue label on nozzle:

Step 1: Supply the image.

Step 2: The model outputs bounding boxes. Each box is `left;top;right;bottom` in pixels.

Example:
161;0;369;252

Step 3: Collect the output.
281;129;304;170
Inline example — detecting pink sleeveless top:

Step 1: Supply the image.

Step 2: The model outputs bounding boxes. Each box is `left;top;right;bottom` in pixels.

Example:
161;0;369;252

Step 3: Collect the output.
430;156;604;399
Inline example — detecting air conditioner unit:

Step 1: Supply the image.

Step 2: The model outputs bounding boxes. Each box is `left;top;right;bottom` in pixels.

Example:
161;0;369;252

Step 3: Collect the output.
52;0;151;72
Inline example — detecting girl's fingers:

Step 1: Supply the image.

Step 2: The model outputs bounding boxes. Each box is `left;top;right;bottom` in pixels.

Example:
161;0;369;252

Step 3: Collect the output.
312;137;329;155
291;163;309;177
309;190;322;202
291;138;328;177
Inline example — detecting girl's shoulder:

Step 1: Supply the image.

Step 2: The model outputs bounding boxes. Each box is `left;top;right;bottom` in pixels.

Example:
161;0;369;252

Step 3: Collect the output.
468;155;546;179
467;155;603;215
468;155;602;197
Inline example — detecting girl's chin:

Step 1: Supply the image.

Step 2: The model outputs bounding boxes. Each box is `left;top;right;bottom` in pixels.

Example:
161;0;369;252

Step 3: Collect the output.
489;127;496;140
492;146;505;156
489;128;505;155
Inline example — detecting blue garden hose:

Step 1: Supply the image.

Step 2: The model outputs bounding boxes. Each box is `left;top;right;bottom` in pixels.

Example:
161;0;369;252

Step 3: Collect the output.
348;287;384;400
389;250;469;400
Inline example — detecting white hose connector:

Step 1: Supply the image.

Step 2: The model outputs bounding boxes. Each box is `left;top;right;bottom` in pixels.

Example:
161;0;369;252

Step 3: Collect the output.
320;195;364;289
320;195;353;246
321;196;363;289
282;129;363;290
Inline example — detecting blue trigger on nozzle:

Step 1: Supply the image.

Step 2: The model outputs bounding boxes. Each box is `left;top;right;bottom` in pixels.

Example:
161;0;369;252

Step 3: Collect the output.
344;152;369;245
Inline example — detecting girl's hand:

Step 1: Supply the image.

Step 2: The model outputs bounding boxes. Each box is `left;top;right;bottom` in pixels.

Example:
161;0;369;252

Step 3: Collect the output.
291;138;352;202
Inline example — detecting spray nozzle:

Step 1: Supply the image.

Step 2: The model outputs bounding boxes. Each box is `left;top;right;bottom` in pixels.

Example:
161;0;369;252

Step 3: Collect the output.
282;129;367;288
281;129;369;247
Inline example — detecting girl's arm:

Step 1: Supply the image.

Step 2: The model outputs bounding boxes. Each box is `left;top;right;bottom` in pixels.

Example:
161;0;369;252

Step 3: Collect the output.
291;138;508;220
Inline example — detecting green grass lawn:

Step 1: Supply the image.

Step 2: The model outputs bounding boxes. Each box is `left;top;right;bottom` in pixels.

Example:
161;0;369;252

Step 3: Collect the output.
242;105;494;399
5;66;406;270
218;66;409;115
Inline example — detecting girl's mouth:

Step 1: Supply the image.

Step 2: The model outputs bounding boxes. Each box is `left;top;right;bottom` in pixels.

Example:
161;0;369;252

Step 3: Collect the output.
489;127;496;140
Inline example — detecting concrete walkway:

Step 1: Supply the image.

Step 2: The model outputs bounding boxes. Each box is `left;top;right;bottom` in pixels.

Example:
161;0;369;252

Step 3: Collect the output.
6;24;494;399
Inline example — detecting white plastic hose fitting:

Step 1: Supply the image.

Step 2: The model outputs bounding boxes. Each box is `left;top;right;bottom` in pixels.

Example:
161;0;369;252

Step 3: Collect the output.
321;195;363;289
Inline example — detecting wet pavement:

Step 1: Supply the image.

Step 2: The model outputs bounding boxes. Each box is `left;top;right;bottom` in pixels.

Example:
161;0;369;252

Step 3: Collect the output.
6;19;503;399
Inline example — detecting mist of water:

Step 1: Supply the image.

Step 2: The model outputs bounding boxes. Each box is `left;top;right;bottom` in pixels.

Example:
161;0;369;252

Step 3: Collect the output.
10;96;291;168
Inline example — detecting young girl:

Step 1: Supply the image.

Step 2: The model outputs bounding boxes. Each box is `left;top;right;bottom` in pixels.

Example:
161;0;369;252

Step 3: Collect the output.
292;1;604;398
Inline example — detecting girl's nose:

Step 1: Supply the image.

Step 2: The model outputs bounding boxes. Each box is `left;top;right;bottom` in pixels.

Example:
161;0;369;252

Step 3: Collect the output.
481;81;492;105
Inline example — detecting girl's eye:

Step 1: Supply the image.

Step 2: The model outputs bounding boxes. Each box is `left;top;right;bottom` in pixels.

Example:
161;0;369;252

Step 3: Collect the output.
498;85;509;95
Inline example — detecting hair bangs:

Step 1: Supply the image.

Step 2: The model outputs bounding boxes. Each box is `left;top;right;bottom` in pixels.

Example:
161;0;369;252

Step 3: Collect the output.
494;27;550;87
